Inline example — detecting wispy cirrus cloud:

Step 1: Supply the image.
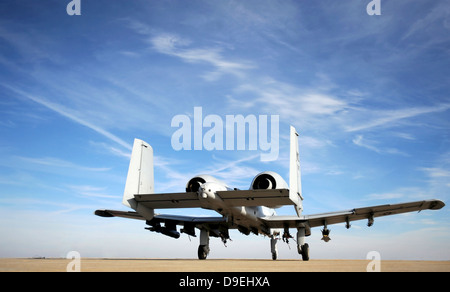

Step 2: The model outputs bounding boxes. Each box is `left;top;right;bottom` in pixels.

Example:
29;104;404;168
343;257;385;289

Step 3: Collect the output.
150;33;255;81
345;103;450;133
2;84;132;151
126;19;255;82
17;156;111;172
363;186;434;202
419;167;450;178
400;0;450;45
419;153;450;193
68;185;119;199
352;135;408;156
232;78;349;119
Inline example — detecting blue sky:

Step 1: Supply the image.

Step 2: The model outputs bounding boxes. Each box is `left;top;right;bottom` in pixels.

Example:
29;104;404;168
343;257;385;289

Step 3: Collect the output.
0;0;449;261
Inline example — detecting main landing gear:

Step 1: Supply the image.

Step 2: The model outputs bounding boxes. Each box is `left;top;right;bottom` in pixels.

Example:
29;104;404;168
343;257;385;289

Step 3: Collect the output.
197;227;231;259
197;227;311;261
198;228;210;260
296;227;309;261
198;245;209;260
271;227;310;261
270;236;278;260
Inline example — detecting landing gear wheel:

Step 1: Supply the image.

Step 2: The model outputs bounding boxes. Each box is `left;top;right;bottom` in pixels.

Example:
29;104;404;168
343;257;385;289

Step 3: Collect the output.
300;243;309;261
198;245;208;260
270;237;278;261
272;252;277;260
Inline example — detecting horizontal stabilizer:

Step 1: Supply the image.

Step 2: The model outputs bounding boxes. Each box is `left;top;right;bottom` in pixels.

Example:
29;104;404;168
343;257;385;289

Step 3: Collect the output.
133;189;294;209
217;189;292;207
135;192;200;209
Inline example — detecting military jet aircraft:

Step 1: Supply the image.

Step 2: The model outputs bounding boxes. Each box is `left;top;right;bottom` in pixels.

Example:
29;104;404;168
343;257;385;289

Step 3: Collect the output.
95;126;445;260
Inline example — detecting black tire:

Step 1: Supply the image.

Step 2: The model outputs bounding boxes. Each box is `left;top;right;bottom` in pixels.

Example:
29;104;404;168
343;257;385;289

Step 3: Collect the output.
301;243;309;261
198;245;207;260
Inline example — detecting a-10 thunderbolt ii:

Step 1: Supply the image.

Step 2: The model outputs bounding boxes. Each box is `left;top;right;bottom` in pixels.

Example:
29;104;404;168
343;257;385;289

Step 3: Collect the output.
95;126;445;260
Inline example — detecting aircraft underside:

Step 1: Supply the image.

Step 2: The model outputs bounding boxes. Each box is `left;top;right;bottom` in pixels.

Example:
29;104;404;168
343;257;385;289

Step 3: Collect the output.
143;208;311;261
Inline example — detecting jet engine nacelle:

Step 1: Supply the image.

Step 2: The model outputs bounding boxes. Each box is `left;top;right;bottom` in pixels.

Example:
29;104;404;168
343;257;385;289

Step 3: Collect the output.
186;174;228;192
250;171;289;190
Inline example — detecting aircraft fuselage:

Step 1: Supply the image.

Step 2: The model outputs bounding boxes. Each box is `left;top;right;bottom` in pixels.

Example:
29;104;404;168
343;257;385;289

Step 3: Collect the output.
198;181;276;235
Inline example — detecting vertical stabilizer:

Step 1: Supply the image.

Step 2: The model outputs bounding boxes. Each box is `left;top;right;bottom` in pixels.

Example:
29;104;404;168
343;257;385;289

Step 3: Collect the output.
122;139;155;220
289;126;303;216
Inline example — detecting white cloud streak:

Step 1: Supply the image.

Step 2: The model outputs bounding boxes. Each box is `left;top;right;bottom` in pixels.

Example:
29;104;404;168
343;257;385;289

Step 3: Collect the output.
17;156;111;172
419;167;450;178
233;78;349;122
345;104;450;132
150;33;255;81
68;185;120;199
352;135;408;156
2;84;132;151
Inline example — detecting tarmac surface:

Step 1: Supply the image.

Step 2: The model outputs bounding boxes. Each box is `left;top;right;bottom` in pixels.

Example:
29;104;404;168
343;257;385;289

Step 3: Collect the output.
1;258;449;272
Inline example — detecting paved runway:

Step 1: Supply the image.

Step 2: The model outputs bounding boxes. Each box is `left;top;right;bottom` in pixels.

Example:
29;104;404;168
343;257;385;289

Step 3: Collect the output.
1;258;449;272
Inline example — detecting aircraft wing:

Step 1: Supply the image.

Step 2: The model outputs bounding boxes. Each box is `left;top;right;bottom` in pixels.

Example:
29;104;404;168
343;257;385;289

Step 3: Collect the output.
95;209;227;232
95;208;229;239
95;209;225;223
133;189;293;209
261;199;445;229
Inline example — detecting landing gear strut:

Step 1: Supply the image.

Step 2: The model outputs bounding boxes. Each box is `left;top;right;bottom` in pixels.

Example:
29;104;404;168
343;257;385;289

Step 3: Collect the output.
297;227;309;261
198;228;210;260
270;236;278;260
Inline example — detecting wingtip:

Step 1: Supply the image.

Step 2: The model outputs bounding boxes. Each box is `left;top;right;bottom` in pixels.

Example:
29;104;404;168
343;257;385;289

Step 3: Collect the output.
429;199;445;210
94;209;114;217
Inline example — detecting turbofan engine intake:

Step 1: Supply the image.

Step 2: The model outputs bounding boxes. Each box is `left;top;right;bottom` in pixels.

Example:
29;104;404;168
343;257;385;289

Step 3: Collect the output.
186;175;228;192
250;171;288;190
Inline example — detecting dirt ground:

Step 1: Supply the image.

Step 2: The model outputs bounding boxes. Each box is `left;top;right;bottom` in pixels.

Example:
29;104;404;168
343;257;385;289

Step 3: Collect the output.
1;258;449;272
